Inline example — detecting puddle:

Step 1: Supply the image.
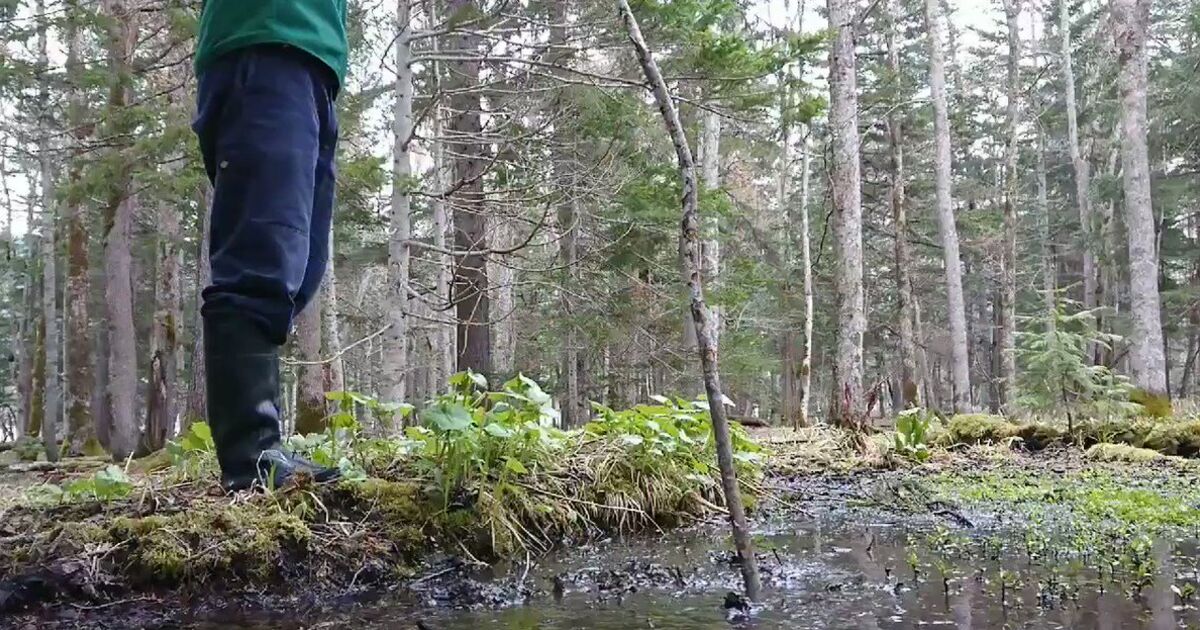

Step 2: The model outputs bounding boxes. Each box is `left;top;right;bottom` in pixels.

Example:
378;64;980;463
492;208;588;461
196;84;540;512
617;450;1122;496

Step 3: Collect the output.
175;518;1200;629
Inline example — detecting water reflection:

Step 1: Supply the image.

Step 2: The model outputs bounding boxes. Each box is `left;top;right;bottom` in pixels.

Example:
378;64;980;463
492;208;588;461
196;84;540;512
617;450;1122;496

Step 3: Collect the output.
191;522;1200;630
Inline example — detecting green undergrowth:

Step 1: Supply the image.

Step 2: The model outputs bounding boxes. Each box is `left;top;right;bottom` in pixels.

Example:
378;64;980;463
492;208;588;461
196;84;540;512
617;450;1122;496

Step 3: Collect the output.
0;373;764;609
911;459;1200;562
894;456;1200;598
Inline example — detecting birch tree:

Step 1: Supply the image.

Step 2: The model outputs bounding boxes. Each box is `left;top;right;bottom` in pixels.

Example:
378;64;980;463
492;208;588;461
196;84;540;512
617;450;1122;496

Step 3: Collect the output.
383;0;413;403
1110;0;1168;399
1061;0;1096;315
925;0;972;412
999;0;1020;411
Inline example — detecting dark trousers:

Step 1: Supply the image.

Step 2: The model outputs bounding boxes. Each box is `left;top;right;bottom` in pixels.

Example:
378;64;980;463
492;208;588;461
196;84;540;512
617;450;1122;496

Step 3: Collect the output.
192;45;339;345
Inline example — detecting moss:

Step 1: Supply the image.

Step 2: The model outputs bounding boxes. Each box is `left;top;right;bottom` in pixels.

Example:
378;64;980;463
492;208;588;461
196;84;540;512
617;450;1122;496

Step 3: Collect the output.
94;504;312;585
1083;443;1165;463
129;449;174;474
1130;389;1174;419
1012;423;1067;450
1142;420;1200;457
330;479;428;553
938;414;1021;446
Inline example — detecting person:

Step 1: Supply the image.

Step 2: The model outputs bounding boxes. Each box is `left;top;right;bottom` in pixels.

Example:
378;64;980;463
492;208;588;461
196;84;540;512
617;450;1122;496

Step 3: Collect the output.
192;0;348;491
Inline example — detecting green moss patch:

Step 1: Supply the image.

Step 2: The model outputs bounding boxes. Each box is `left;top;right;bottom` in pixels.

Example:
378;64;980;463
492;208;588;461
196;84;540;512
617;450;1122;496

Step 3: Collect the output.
936;414;1200;460
1084;443;1166;463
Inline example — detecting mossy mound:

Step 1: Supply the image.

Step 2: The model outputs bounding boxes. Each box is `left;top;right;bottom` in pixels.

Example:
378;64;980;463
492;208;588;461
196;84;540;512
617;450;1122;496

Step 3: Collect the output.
937;413;1200;460
1083;443;1166;463
937;414;1065;448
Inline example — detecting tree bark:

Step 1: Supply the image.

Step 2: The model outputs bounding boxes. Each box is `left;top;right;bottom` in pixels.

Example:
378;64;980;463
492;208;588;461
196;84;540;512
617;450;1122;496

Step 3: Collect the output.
63;0;94;454
294;291;326;434
383;0;413;404
101;0;141;460
999;0;1020;412
321;225;345;395
425;0;455;388
37;0;60;461
184;183;211;426
144;191;183;451
447;0;491;376
797;123;814;426
490;218;517;376
551;0;583;426
1037;124;1056;330
887;0;918;409
699;108;722;344
617;0;762;601
1111;0;1168;399
827;0;866;427
1061;0;1097;316
924;0;972;413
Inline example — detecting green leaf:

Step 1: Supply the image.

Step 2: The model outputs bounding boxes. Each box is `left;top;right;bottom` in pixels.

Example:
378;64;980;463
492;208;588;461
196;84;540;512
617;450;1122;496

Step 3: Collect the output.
424;403;474;432
484;423;514;438
503;457;528;475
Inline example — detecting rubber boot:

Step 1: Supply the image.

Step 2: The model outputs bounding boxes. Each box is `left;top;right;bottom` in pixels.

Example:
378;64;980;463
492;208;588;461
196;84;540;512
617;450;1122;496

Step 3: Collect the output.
204;313;340;492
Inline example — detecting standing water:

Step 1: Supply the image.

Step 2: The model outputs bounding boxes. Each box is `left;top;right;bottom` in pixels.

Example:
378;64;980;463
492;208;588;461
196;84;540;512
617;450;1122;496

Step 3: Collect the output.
181;520;1199;629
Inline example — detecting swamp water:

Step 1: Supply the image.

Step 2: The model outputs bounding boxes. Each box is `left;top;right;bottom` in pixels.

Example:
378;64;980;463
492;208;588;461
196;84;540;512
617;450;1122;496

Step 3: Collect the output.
185;520;1200;630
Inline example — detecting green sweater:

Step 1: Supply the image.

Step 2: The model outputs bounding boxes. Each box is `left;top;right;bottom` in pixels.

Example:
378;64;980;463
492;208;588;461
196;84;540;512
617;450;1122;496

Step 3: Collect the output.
195;0;349;86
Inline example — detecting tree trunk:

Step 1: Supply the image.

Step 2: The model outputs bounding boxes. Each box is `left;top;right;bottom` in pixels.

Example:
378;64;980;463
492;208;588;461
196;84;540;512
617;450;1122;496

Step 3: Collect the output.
1111;0;1168;399
699;108;722;344
617;0;762;601
425;0;455;387
490;217;516;376
383;0;413;404
37;0;60;461
63;0;94;454
551;0;583;426
827;0;866;428
999;0;1020;412
184;183;211;426
294;293;326;435
796;123;814;427
447;0;491;376
1037;124;1055;330
1061;0;1097;316
321;225;345;395
887;0;918;409
101;0;142;460
144;192;182;450
924;0;972;413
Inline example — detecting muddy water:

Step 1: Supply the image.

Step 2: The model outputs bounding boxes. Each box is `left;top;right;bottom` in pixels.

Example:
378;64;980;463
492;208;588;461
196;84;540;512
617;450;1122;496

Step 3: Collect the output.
196;520;1200;630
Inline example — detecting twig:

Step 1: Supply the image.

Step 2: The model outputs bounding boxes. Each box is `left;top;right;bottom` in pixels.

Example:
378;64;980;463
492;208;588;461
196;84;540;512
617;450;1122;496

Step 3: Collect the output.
283;323;392;367
69;596;158;610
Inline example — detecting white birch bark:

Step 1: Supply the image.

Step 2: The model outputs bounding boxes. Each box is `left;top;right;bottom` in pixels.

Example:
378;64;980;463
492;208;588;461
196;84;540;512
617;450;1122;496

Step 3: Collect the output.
1111;0;1168;397
383;0;413;404
1061;0;1097;313
999;0;1020;412
925;0;972;412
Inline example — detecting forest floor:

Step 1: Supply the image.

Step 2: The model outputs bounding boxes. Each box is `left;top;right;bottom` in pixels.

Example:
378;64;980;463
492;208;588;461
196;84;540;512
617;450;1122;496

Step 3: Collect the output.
4;418;1200;628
